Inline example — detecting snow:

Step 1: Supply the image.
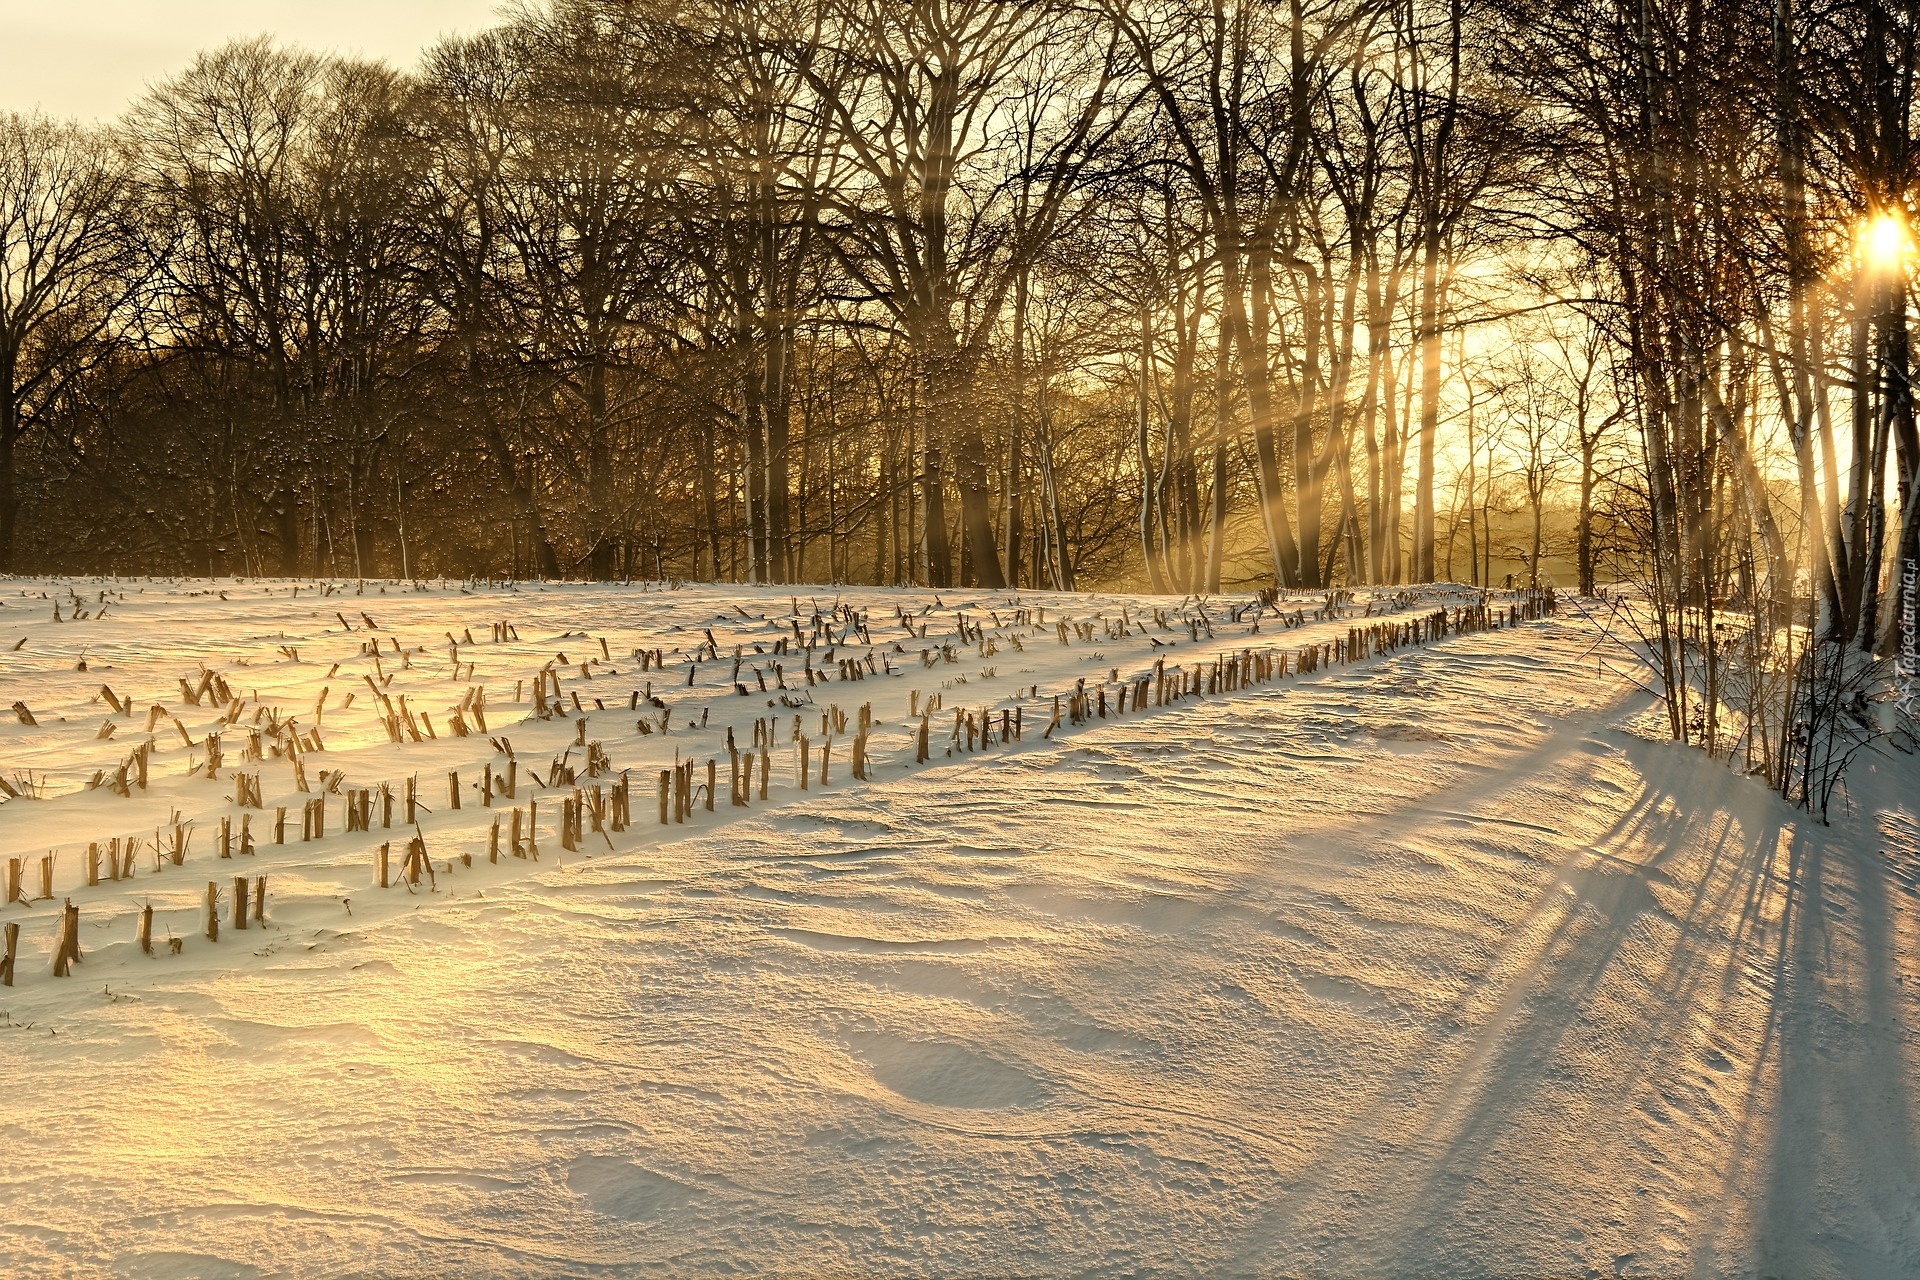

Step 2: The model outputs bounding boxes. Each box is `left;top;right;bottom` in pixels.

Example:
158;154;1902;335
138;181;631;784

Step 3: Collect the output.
0;578;1915;1278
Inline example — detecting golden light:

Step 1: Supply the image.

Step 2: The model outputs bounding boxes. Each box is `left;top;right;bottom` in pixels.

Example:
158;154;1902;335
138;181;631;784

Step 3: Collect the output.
1862;212;1909;271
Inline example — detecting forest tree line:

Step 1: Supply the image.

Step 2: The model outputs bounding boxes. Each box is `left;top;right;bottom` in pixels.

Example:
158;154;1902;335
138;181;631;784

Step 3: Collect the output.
0;0;1912;656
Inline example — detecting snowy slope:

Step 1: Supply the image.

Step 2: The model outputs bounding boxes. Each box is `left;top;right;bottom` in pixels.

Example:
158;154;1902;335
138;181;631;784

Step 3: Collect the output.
0;580;1914;1279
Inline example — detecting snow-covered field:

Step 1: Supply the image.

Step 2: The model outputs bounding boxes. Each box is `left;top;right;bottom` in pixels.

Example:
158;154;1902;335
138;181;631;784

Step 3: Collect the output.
0;578;1914;1278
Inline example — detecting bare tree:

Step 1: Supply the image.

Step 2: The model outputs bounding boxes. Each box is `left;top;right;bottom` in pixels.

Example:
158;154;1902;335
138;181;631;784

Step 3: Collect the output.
0;113;136;570
129;38;331;575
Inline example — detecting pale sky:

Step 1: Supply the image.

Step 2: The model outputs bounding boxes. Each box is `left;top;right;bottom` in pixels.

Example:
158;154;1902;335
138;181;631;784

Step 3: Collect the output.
0;1;508;122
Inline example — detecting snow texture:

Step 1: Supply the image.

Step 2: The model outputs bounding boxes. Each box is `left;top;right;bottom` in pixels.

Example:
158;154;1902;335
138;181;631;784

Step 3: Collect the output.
0;578;1914;1278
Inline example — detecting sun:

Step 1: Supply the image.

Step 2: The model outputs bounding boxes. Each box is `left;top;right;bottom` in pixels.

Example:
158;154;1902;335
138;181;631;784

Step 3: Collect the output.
1863;212;1909;270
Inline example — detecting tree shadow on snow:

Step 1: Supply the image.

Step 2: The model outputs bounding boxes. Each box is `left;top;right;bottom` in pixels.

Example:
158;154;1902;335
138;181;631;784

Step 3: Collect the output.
1228;732;1918;1278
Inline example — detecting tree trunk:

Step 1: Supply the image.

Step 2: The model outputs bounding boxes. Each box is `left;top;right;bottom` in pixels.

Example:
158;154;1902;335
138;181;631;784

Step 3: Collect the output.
1227;258;1302;588
1205;330;1232;593
699;417;723;581
1706;377;1791;620
585;350;615;581
0;348;17;572
1412;226;1444;583
1881;293;1917;655
1004;266;1027;588
1578;438;1598;596
1324;254;1365;585
1281;253;1323;587
923;437;951;588
1383;309;1408;584
1137;302;1170;592
955;424;1003;589
765;325;795;584
1463;375;1477;585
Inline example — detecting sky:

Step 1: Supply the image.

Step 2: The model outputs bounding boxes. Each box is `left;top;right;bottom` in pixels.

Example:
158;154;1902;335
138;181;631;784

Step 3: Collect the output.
0;1;507;122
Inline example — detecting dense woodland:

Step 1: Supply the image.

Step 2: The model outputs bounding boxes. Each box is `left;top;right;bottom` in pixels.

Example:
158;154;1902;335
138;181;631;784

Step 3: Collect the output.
0;1;1912;659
